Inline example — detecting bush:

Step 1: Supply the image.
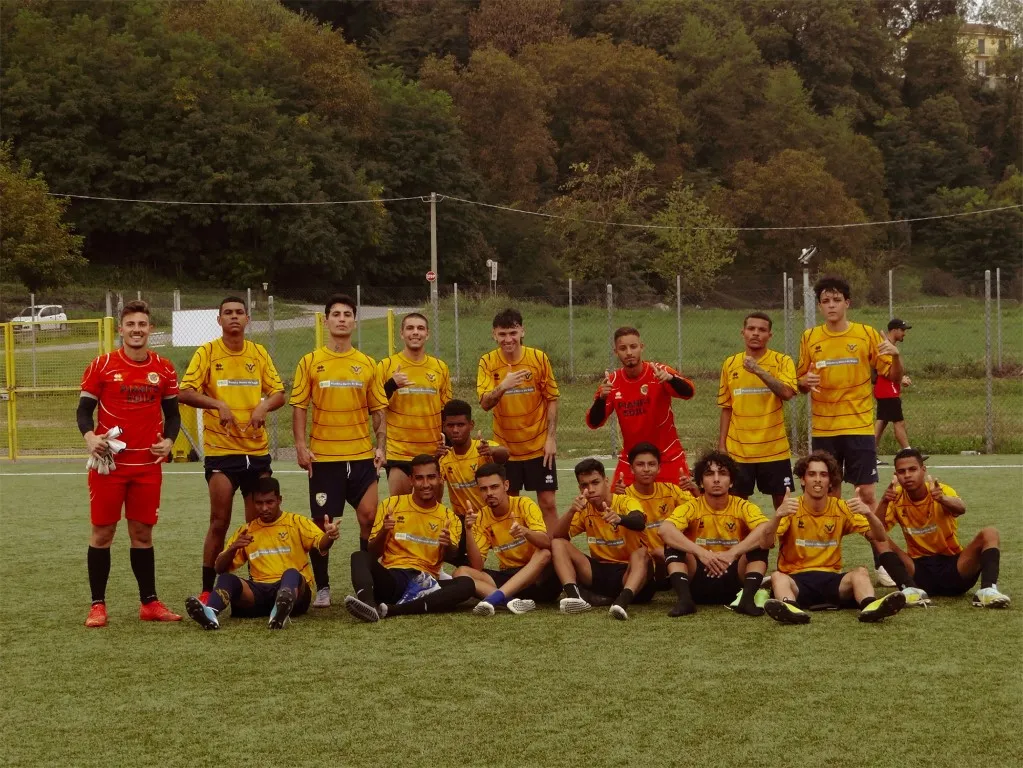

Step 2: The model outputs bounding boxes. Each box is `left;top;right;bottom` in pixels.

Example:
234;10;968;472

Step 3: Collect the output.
921;267;962;297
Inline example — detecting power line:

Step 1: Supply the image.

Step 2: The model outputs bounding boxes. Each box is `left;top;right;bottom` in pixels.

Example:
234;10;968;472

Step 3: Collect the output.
44;193;427;206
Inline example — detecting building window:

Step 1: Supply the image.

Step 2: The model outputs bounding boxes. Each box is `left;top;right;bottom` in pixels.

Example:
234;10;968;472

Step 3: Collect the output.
977;59;986;76
977;38;985;54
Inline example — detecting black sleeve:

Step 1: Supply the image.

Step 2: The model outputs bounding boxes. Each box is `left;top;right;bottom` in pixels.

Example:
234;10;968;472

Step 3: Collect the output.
587;397;607;425
161;397;181;442
618;510;646;532
77;396;98;436
668;376;694;398
384;378;398;399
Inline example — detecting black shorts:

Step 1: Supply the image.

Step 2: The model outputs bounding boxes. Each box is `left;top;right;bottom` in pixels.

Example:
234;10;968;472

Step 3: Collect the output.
810;434;878;487
691;560;743;605
876;397;904;423
385;460;413;477
912;554;979;596
484;565;562;603
506;456;558;494
791;570;857;610
733;459;794;498
309;459;377;519
230;578;311;619
204;454;272;496
586;557;655;603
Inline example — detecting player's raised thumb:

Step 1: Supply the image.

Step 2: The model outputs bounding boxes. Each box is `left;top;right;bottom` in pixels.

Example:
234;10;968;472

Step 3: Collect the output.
925;474;933;486
323;515;329;527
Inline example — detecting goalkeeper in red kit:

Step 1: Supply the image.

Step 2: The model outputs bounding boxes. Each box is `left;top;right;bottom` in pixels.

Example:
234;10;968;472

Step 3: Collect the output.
78;301;182;627
586;327;695;486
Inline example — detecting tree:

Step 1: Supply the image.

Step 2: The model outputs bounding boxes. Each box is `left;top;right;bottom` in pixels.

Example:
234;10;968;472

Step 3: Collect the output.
0;143;86;293
902;15;973;110
363;0;473;79
468;0;568;55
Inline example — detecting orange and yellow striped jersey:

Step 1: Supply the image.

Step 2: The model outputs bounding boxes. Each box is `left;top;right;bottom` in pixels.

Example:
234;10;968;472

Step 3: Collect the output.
289;347;384;461
180;338;284;456
372;353;452;461
718;350;796;462
224;511;323;587
569;494;646;564
439;439;502;517
477;346;560;460
775;496;870;574
472;496;547;570
370;494;462;577
883;483;962;559
797;323;893;437
665;495;768;552
625;482;694;550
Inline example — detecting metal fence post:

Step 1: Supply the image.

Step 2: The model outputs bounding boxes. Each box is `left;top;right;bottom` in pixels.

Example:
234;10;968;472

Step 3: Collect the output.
453;282;460;382
803;270;814;450
173;289;181;312
888;269;894;320
568;279;574;381
247;287;253;315
268;294;278;459
996;267;1002;371
356;284;362;350
607;283;617;459
676;274;682;372
786;276;799;453
985;271;993;453
105;291;112;318
29;292;37;387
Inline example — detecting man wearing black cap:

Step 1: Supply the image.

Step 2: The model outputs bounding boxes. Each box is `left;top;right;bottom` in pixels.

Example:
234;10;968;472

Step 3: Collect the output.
874;319;913;463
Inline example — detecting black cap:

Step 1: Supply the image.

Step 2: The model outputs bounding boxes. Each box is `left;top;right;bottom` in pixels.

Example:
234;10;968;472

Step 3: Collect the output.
888;318;911;331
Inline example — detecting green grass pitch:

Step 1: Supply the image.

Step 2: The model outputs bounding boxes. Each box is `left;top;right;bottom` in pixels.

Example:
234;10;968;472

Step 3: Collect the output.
1;456;1020;767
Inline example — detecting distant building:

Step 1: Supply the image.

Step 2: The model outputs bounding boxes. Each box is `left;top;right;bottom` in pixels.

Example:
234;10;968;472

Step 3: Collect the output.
961;23;1012;84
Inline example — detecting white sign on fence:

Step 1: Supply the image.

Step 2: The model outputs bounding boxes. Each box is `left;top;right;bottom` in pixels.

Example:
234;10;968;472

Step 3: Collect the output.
172;309;220;347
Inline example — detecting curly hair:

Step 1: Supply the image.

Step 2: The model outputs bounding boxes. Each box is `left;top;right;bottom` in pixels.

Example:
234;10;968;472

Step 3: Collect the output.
692;450;738;488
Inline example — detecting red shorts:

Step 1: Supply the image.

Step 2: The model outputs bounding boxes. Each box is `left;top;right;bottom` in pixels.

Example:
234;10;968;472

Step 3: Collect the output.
88;464;162;526
614;456;691;487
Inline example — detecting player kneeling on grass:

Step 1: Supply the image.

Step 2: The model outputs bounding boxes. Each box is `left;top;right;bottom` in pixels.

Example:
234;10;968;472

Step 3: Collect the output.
185;477;339;630
550;459;653;621
657;451;771;618
761;451;906;625
345;455;475;622
453;463;559;616
872;449;1010;609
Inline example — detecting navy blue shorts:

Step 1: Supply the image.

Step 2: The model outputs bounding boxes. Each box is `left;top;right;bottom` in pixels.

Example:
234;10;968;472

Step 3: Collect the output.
507;457;558;494
309;459;377;519
810;435;878;487
791;570;857;610
913;554;979;596
733;459;794;498
231;578;311;618
484;565;562;603
204;454;272;496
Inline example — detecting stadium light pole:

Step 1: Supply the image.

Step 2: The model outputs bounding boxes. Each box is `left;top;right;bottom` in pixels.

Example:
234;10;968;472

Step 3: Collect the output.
798;245;818;451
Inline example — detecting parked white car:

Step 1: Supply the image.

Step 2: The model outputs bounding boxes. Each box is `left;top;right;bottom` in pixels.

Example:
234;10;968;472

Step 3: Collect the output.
11;304;68;331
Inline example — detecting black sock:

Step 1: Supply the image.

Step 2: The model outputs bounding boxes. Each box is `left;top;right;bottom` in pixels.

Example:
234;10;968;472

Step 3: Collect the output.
359;537;369;552
202;565;217;593
563;583;582;600
87;546;111;604
310;549;330;591
613;588;635;609
878;552;916;589
129;547;157;604
386;576;475;616
859;595;877;610
739;572;763;607
279;568;304;594
669;572;694;607
980;548;1000;589
872;549;881;569
350;550;376;603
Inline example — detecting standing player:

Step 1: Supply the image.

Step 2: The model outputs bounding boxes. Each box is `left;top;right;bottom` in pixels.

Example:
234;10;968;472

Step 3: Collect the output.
760;451;907;625
438;399;509;518
550;459;652;620
718;312;797;509
373;312;451;496
657;451;771;617
873;449;1010;607
586;327;694;486
79;300;182;627
178;296;286;600
874;318;914;461
477;308;560;529
291;294;387;607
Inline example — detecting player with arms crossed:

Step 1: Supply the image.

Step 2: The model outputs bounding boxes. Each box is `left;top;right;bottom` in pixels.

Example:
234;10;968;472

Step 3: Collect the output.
185;478;340;630
178;296;286;600
373;312;451;496
658;451;771;618
550;459;652;621
477;308;560;528
760;451;907;625
718;312;797;509
454;463;558;616
344;455;475;622
872;449;1010;608
291;294;386;607
79;300;182;627
587;327;695;486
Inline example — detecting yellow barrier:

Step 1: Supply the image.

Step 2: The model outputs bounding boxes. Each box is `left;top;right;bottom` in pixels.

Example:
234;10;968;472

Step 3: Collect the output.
315;312;324;349
172;405;199;461
387;308;395;356
4;323;16;460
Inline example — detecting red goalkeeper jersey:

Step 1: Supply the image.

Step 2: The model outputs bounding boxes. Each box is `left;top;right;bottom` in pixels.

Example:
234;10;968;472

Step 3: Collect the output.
81;348;179;467
586;362;693;464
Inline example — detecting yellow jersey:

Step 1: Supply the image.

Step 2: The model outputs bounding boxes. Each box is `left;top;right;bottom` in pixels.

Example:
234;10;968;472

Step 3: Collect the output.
290;347;384;461
224;511;323;587
665;495;768;552
569;494;646;564
372;352;452;461
776;496;870;574
472;496;547;570
180;338;284;457
883;483;962;559
718;350;797;462
439;439;502;517
477;346;560;461
797;323;893;437
625;482;694;550
370;494;463;577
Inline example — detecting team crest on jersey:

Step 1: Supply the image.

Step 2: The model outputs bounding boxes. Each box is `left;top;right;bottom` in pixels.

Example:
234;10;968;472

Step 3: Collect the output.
315;493;327;507
147;371;160;384
615;391;623;399
113;373;123;382
725;521;736;531
246;362;256;373
426;372;436;382
522;371;533;380
278;531;288;542
659;504;668;513
824;523;835;533
351;365;362;374
798;520;805;529
429;522;438;531
698;521;705;529
846;344;857;353
470;463;477;472
640;384;649;395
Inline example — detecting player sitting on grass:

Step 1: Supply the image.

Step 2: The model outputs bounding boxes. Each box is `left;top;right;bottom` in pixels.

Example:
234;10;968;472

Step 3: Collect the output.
873;448;1010;608
185;477;339;630
453;463;559;616
550;458;652;620
657;450;771;617
345;455;475;622
761;451;907;625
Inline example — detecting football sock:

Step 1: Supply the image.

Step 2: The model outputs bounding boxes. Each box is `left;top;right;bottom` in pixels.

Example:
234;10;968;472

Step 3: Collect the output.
669;572;694;606
980;548;1000;589
359;538;369;552
386;576;475;616
484;590;507;607
310;549;330;591
207;573;242;613
129;547;157;604
859;595;877;610
878;552;916;589
350;550;375;603
739;572;764;607
87;546;111;604
202;566;217;593
613;588;635;609
563;583;582;600
279;568;304;593
872;549;881;569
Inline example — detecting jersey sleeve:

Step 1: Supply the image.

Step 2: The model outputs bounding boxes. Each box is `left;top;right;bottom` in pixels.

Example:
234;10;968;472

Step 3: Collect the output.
296;514;325;551
289;354;313;409
666;501;695;530
521;499;547;532
81;356;103;398
439;361;453;405
539;351;560;401
369;500;390;539
939;483;959;499
778;354;798;391
446;509;463;545
367;364;387;413
180;344;210;392
776;516;792;538
717;359;732;408
842;502;871;535
796;330;811;378
883;498;899;531
471;525;492;560
569;509;586;538
159;358;179;398
224;525;248;570
869;326;894;379
741;500;769;528
259;347;285;395
663;365;694;400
